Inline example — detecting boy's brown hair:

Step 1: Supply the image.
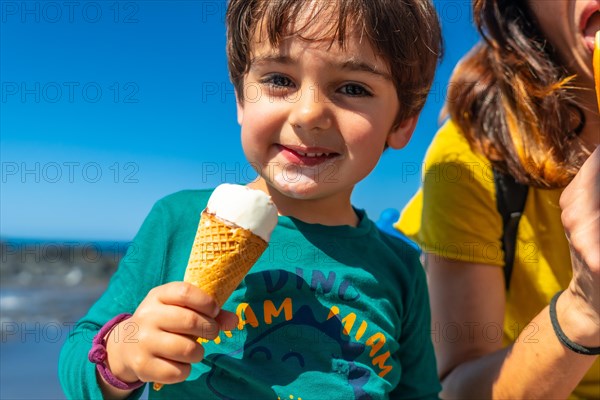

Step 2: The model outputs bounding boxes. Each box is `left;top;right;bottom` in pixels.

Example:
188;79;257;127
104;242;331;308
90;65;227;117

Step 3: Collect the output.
225;0;443;125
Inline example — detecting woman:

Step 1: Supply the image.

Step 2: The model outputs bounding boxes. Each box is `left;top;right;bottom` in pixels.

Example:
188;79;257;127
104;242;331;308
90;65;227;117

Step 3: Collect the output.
398;0;599;398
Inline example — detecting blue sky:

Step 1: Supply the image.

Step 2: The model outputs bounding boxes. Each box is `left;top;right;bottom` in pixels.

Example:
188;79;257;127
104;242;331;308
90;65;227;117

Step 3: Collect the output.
1;0;480;241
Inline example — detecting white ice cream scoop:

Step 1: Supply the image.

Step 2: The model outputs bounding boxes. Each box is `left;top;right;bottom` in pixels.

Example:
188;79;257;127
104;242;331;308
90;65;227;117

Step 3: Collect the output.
206;183;278;242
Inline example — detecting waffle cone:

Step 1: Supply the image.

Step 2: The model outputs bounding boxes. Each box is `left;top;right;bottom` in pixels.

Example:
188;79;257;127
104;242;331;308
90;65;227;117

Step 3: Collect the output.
183;210;268;307
594;32;600;112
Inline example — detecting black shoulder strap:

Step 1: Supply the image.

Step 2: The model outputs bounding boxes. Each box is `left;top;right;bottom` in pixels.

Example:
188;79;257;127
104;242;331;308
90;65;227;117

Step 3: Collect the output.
493;169;529;290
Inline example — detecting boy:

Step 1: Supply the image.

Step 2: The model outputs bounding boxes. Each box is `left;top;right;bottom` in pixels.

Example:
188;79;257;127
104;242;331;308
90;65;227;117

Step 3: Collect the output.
59;0;443;398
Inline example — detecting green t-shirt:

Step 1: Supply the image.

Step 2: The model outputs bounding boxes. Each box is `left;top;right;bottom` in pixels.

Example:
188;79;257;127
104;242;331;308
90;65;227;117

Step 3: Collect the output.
59;189;440;399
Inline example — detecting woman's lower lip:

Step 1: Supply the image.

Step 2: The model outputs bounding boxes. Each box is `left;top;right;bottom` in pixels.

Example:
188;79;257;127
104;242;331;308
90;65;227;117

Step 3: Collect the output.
277;145;336;167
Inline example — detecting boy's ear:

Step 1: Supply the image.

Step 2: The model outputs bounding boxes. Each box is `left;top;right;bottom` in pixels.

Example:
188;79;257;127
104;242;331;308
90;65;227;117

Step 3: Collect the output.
386;115;419;149
236;92;244;125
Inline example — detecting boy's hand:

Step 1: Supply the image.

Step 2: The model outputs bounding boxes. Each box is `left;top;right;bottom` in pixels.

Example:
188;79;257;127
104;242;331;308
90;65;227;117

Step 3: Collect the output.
104;282;238;385
559;146;600;346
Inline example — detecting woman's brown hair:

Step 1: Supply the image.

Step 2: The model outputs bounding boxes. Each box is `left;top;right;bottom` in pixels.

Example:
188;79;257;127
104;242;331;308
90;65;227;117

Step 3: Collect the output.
446;0;589;188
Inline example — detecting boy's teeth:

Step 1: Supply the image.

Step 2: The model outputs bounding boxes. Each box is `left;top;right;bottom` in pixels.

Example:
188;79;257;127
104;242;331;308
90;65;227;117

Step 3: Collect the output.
297;151;328;157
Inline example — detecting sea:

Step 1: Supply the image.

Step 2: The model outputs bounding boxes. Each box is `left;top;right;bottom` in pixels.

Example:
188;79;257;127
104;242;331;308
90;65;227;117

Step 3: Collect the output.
0;238;149;399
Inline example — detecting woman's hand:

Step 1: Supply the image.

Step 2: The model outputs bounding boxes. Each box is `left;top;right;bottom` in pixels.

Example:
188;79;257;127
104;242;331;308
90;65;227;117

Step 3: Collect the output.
103;282;238;386
559;146;600;346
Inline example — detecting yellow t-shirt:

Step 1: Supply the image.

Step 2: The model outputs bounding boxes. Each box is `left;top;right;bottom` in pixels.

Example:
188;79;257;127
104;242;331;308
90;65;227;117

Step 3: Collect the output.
397;120;599;399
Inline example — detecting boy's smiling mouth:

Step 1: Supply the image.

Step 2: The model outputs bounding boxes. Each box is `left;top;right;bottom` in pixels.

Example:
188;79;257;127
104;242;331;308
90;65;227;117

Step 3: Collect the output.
277;144;340;167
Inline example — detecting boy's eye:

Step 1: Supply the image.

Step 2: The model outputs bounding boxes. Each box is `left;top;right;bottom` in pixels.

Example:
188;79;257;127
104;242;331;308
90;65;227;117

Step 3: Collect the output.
261;74;294;88
339;83;372;97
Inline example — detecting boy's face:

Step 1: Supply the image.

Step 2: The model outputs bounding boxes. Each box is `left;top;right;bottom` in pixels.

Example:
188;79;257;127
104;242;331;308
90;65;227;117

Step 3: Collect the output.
237;19;416;217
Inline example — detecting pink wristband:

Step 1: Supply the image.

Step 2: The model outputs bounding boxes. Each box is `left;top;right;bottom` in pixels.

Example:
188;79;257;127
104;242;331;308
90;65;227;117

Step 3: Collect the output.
88;313;145;391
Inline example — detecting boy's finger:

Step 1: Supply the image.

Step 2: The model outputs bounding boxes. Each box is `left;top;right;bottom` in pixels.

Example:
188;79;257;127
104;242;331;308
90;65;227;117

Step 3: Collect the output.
151;333;205;365
137;356;192;385
216;310;239;331
156;282;220;318
156;305;220;339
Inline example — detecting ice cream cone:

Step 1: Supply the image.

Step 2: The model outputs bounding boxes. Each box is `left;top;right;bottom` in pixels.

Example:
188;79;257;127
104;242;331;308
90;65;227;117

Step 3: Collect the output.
184;210;267;307
153;184;277;391
153;213;268;392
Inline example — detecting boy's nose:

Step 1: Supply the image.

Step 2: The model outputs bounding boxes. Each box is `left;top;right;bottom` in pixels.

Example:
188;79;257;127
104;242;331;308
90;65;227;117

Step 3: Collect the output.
287;85;332;132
